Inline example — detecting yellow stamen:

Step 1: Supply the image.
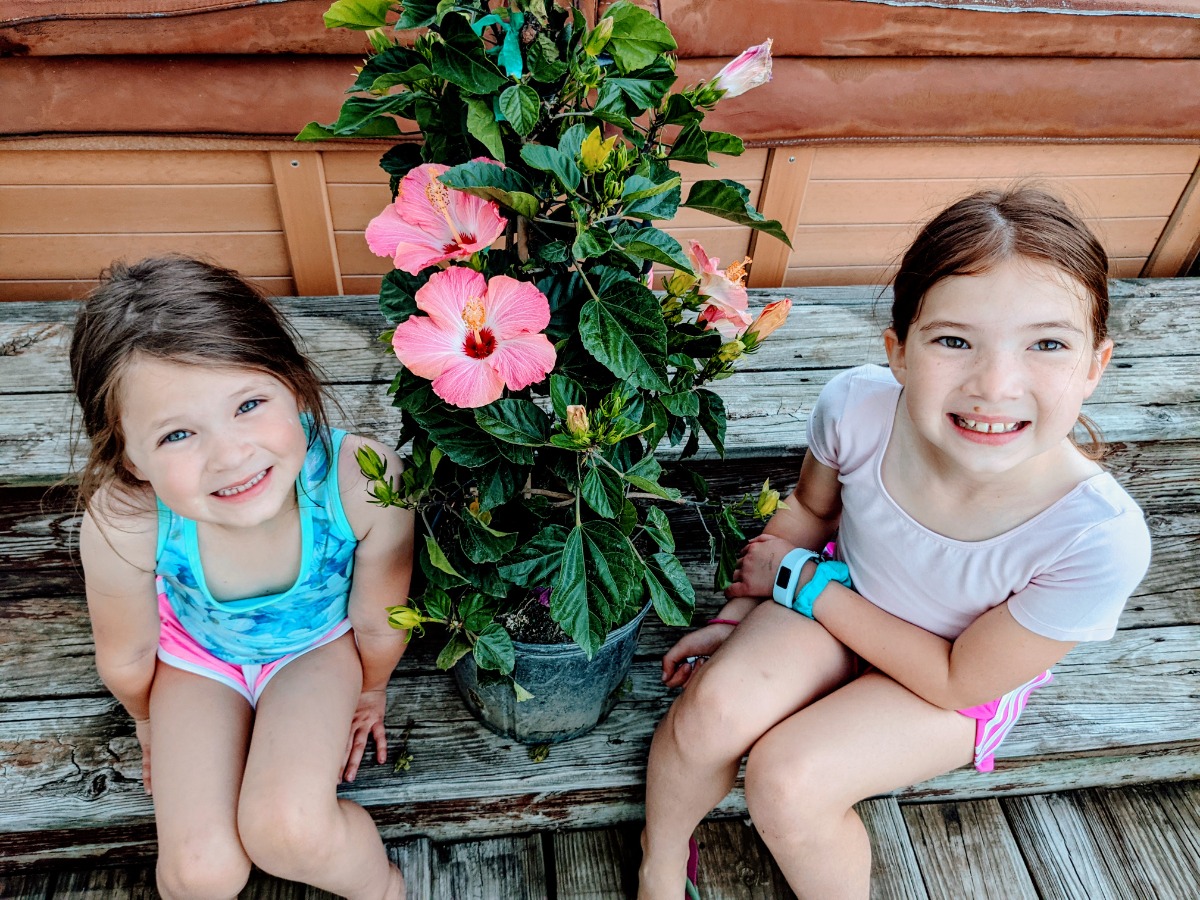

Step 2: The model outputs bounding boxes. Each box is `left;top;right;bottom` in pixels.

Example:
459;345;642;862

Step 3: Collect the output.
725;256;752;286
424;167;465;245
462;297;487;341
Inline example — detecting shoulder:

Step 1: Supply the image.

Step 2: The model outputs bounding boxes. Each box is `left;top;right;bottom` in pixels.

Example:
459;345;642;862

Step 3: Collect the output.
815;364;898;417
808;364;898;468
1059;474;1151;569
79;481;158;584
336;432;411;544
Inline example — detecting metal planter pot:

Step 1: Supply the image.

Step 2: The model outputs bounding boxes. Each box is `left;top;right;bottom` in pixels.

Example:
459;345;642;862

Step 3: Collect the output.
452;604;650;744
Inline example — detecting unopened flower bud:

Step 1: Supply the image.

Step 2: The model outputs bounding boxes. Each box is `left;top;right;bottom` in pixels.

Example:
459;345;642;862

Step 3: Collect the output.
584;17;615;56
664;270;698;296
745;298;792;343
565;405;590;438
754;479;781;518
356;445;388;481
717;339;745;363
710;39;773;99
388;604;426;636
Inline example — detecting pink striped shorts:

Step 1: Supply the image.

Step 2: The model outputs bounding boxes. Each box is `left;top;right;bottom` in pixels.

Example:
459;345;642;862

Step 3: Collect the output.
957;670;1053;772
156;592;351;707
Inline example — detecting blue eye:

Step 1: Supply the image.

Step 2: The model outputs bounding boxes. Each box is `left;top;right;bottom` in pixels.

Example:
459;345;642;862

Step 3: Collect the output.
1033;339;1066;351
238;399;263;414
160;430;190;445
935;336;969;350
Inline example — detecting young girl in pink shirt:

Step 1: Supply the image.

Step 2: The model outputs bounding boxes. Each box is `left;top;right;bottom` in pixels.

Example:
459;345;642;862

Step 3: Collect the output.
638;189;1151;899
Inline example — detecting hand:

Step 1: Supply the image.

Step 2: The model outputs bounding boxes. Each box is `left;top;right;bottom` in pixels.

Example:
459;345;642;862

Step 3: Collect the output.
661;623;738;689
134;717;152;795
725;533;796;600
343;688;388;783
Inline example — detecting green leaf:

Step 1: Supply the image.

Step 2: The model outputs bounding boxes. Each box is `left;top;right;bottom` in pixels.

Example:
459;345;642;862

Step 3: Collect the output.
459;592;497;632
704;131;745;157
498;84;541;136
475;399;550;446
331;95;411;136
623;179;681;220
550;374;586;419
617;225;689;271
644;506;674;552
465;98;506;163
620;173;682;204
520;144;581;193
436;633;473;670
528;33;569;82
430;39;509;94
603;1;677;73
378;143;423;177
425;534;463;579
659;389;700;418
395;0;438;29
324;0;393;30
461;514;519;564
579;278;668;391
552;522;640;656
714;506;746;590
572;226;614;261
682;180;792;247
697;389;727;457
378;268;424;323
423;586;452;621
622;455;681;501
295;121;337;142
645;552;695;626
473;623;516;674
441;160;540;218
581;465;625;518
475;457;527;510
667;124;710;165
409;405;500;467
352;46;428;90
661;92;702;127
498;524;571;587
596;58;676;113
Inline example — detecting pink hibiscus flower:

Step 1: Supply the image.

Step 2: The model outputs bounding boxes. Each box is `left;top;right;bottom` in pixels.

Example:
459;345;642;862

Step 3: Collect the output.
689;240;753;339
710;39;774;99
366;163;507;275
391;267;557;409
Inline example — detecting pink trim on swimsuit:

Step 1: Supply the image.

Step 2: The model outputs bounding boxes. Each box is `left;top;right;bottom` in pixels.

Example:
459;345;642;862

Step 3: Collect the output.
156;591;351;707
957;670;1053;772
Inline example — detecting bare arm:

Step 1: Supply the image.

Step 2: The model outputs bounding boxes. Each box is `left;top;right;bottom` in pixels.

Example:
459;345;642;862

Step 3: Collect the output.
812;584;1075;709
340;436;415;780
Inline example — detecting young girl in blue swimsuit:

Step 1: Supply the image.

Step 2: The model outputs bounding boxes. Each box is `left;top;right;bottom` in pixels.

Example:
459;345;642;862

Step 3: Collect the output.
638;189;1152;899
72;257;413;899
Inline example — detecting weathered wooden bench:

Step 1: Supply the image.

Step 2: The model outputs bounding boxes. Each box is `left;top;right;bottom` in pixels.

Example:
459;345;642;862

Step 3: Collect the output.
2;280;1197;875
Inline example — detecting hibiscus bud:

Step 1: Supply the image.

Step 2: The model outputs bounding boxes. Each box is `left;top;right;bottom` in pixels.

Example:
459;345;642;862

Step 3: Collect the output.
356;445;388;481
388;603;426;637
745;298;792;343
565;405;590;438
367;27;392;53
755;479;782;518
664;269;697;296
717;339;745;363
711;39;773;99
584;17;615;57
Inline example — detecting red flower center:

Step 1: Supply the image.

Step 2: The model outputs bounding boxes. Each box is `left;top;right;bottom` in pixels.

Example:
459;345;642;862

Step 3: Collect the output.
464;327;497;359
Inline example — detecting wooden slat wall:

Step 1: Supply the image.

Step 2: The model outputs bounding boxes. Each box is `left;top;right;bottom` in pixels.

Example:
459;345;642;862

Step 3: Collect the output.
2;143;1198;302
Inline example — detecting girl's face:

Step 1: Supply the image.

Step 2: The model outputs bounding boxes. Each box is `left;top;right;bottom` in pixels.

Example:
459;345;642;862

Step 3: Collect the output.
118;358;308;530
884;256;1113;481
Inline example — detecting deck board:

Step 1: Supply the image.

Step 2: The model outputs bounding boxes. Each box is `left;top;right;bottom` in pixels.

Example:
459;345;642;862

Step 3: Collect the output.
860;799;928;900
552;825;639;900
428;835;546;900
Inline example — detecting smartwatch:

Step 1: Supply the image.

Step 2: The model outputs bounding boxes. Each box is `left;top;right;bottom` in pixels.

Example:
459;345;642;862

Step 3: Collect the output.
772;547;822;608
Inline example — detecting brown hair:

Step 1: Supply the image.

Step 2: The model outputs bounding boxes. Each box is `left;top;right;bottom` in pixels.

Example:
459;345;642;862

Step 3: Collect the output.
69;256;332;509
890;188;1110;457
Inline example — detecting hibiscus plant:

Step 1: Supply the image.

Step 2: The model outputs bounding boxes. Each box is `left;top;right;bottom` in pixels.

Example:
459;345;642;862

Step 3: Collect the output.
302;0;793;683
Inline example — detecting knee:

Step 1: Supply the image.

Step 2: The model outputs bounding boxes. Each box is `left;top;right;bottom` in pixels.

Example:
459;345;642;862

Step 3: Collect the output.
663;672;755;763
157;838;250;900
238;788;340;878
743;731;833;840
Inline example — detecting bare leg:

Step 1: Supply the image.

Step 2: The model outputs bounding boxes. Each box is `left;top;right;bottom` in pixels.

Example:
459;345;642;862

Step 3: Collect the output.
638;602;859;900
744;671;975;899
237;633;403;900
148;661;254;900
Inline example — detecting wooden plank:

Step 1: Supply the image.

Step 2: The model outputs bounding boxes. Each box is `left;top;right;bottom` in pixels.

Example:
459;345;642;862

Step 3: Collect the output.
0;150;274;186
809;145;1200;181
429;835;546;900
689;818;795;899
902;798;1037;900
0;871;53;898
1143;157;1200;277
552;824;639;900
799;174;1193;226
388;838;434;900
0;234;291;281
858;797;929;900
1004;791;1157;899
787;259;1149;286
747;148;814;289
0;277;296;303
269;153;343;296
0;185;282;235
51;864;157;898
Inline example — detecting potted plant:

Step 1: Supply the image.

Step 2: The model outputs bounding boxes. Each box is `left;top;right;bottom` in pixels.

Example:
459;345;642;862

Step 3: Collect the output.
301;0;792;742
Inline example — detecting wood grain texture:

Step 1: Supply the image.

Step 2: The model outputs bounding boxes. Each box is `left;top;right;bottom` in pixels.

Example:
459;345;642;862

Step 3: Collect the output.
0;871;53;899
50;865;157;899
1143;156;1200;277
747;148;814;289
388;838;433;900
0;150;274;186
429;835;546;900
270;152;343;296
552;824;640;900
691;818;795;900
859;798;928;900
901;799;1036;900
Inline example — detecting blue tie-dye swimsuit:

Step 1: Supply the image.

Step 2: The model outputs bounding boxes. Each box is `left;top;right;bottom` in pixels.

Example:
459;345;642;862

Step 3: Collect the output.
155;426;357;665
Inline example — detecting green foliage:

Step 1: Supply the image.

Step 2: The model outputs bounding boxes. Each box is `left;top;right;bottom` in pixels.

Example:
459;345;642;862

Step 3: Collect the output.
315;0;789;684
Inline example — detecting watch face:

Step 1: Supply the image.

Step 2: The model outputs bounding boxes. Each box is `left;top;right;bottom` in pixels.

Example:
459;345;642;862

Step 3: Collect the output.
775;567;791;589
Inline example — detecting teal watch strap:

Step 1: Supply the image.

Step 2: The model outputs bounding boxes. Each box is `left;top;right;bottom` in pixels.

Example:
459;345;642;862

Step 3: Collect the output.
772;548;821;608
793;559;853;619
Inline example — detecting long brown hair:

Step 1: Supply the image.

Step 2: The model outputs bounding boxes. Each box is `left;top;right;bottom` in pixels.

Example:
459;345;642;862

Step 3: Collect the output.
69;256;332;509
890;188;1110;457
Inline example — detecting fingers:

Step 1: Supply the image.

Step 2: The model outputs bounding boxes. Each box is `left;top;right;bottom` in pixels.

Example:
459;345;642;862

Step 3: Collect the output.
373;721;388;764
